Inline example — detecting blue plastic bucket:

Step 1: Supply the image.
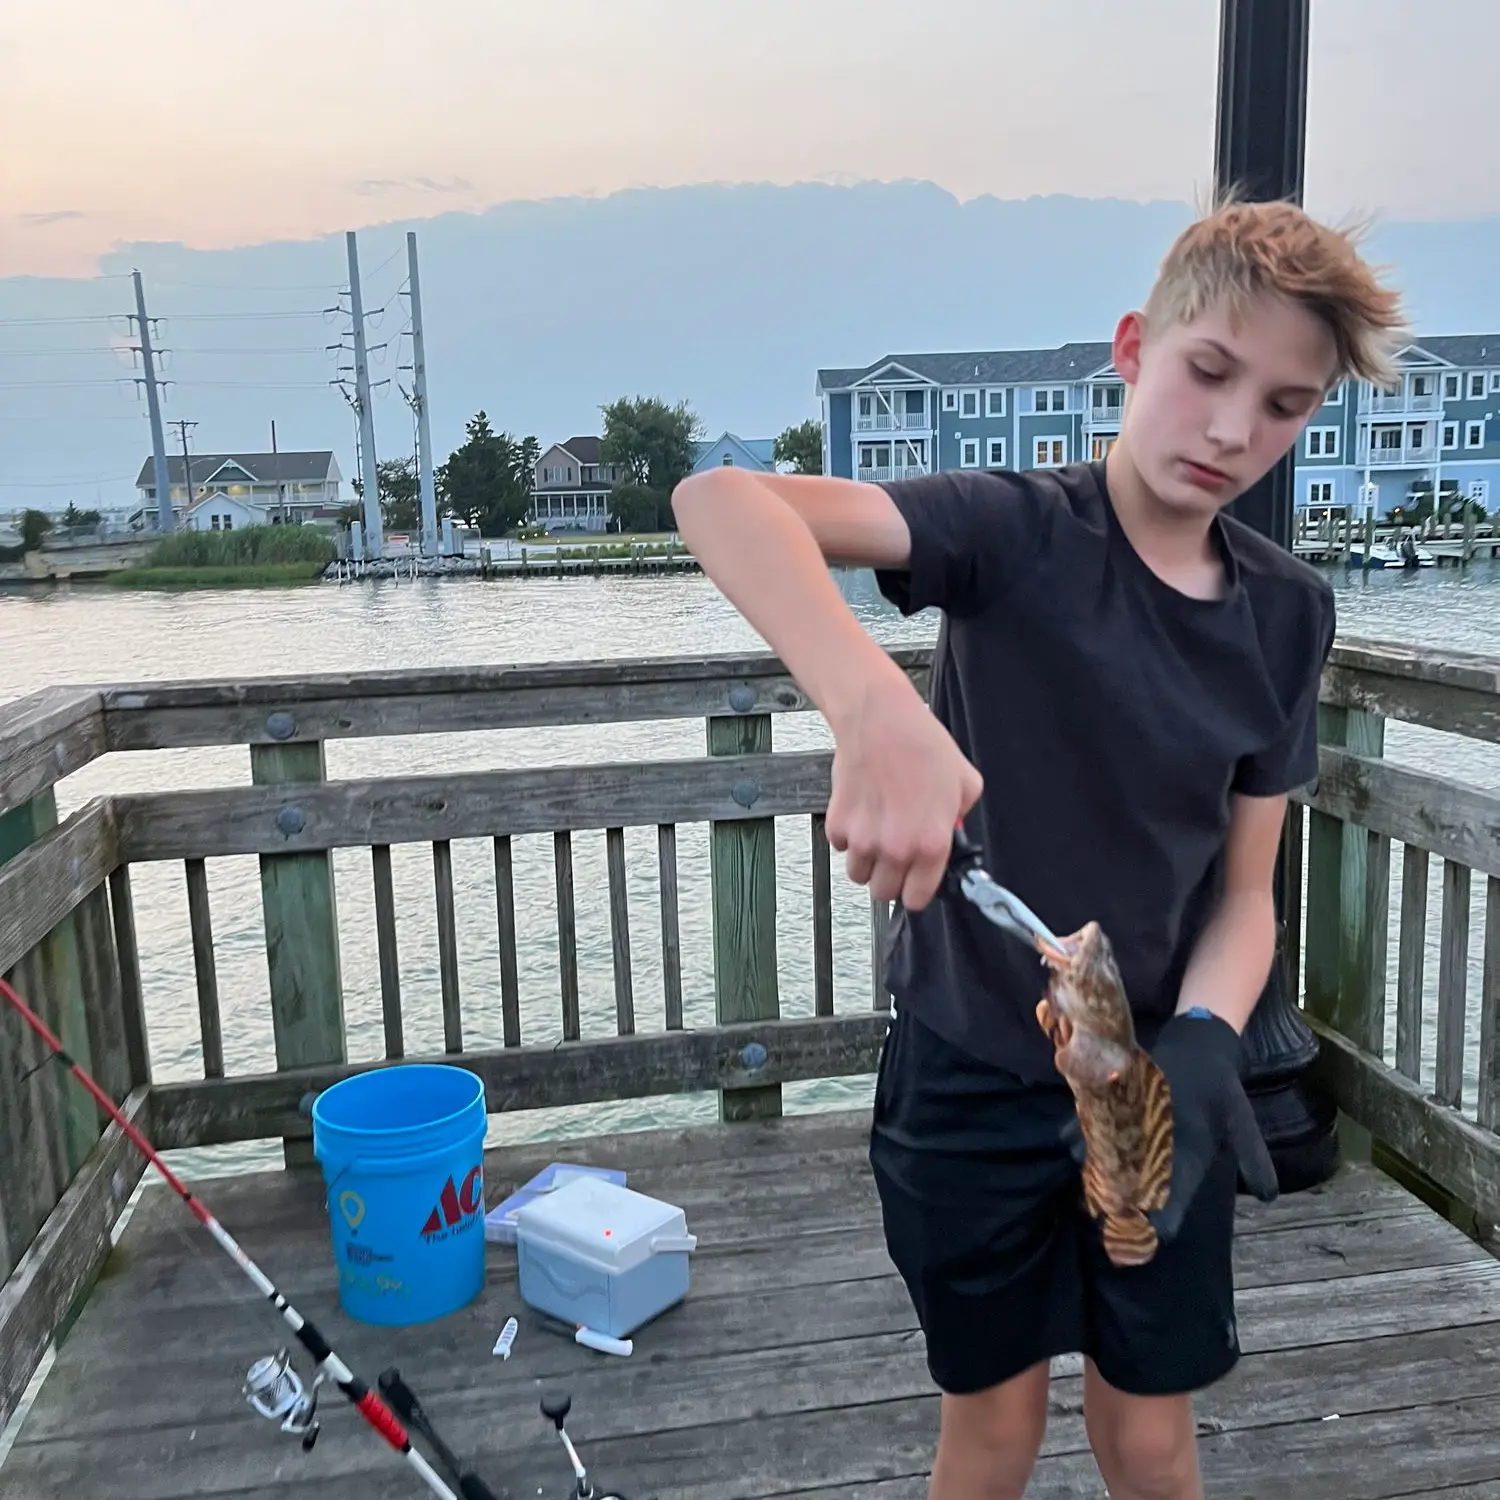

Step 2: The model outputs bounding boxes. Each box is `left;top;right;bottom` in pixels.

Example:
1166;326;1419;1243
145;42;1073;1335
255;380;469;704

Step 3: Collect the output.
311;1064;488;1327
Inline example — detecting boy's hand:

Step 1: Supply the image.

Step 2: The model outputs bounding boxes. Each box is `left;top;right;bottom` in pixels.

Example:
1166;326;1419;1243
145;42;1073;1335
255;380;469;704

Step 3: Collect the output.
823;670;983;912
1146;1010;1278;1241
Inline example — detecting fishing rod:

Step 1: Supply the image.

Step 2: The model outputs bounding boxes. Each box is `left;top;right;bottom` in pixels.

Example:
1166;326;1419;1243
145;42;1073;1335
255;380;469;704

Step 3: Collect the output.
0;973;489;1500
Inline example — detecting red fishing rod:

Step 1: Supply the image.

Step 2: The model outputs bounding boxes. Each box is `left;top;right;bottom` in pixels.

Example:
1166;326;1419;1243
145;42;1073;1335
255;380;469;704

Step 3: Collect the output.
0;974;498;1500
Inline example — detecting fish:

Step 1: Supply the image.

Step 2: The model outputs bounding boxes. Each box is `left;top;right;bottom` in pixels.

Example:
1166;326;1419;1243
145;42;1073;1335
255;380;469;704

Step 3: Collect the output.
1033;921;1174;1268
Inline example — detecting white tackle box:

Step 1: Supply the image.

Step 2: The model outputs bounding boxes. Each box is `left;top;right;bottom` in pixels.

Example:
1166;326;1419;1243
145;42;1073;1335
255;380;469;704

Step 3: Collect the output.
514;1176;697;1339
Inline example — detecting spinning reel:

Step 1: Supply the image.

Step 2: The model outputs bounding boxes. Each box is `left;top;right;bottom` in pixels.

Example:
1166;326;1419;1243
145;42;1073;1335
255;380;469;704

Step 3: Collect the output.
243;1348;327;1451
541;1391;642;1500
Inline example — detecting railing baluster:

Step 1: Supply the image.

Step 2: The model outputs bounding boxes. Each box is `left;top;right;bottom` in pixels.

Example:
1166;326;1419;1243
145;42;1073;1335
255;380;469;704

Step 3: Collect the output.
1479;875;1500;1132
494;835;521;1047
107;865;151;1090
183;858;224;1079
811;814;834;1017
555;831;580;1041
1395;843;1428;1082
1435;859;1471;1109
606;826;634;1036
1282;801;1304;1002
657;824;683;1030
432;840;462;1052
370;844;404;1059
1361;831;1391;1056
871;893;891;1011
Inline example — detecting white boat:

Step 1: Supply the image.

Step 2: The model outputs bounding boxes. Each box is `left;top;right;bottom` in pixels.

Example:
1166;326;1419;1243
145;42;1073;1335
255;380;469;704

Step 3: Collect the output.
1348;540;1436;569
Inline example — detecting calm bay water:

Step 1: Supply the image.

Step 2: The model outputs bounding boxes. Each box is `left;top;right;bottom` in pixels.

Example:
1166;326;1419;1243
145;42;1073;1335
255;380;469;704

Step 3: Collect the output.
1;560;1497;1177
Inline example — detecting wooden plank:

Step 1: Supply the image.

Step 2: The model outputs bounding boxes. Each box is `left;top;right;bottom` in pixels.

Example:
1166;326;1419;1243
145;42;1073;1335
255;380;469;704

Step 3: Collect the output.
182;859;223;1079
1436;859;1473;1109
606;826;635;1035
0;799;117;977
370;844;403;1058
1328;636;1500;696
1301;743;1500;880
554;830;579;1042
0;1089;149;1434
657;824;682;1030
1322;662;1500;744
1396;842;1430;1082
709;714;780;1121
145;1012;890;1150
96;649;934;750
247;742;345;1170
1360;829;1392;1055
1481;876;1500;1132
811;813;834;1017
0;686;107;817
1310;1017;1500;1224
492;836;520;1047
73;885;133;1109
112;750;837;862
432;839;461;1053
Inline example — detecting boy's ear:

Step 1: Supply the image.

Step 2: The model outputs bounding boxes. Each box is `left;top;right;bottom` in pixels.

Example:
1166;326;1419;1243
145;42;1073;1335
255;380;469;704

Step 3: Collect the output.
1112;311;1146;387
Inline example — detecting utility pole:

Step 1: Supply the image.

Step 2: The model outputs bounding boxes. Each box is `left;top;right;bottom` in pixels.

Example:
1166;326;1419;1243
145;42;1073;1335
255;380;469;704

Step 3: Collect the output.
131;270;174;534
171;419;199;514
271;419;287;524
346;231;384;560
406;231;440;559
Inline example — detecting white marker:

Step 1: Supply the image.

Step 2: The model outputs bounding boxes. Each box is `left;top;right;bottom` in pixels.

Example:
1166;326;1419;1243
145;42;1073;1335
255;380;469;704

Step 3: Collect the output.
492;1316;518;1359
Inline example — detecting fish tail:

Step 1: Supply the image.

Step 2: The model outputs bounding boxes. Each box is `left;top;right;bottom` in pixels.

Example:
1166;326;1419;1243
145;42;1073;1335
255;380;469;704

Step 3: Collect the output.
1101;1207;1159;1268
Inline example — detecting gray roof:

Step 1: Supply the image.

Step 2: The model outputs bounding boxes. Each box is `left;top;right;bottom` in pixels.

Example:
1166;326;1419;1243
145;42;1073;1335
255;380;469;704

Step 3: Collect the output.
816;342;1114;393
134;451;336;489
817;333;1500;393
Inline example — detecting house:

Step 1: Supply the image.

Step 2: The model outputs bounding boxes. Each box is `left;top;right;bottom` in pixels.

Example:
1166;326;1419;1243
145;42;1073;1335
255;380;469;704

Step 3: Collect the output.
530;437;627;533
689;433;777;473
130;451;344;532
816;334;1500;519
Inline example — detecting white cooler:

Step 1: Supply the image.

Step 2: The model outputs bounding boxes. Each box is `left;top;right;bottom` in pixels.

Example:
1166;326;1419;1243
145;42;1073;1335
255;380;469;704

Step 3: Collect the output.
514;1175;698;1339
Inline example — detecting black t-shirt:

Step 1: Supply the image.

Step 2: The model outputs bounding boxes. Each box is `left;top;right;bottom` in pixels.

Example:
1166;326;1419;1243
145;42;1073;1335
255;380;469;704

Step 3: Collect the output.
873;460;1335;1083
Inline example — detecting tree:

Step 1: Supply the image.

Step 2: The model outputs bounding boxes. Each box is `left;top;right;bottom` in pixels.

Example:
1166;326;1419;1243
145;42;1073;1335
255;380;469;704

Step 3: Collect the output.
435;412;537;536
62;502;102;530
21;509;52;551
774;419;823;475
372;457;422;532
599;397;700;495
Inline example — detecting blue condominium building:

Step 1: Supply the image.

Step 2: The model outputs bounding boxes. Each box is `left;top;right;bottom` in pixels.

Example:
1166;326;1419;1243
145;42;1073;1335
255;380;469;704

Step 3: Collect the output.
815;334;1500;518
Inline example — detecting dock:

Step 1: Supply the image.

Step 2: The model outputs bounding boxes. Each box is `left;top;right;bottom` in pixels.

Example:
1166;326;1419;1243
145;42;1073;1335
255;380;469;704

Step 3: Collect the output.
2;640;1499;1497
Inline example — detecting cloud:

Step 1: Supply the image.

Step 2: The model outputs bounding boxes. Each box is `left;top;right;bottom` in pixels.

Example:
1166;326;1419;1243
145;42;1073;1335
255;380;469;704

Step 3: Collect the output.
20;210;86;226
353;176;475;197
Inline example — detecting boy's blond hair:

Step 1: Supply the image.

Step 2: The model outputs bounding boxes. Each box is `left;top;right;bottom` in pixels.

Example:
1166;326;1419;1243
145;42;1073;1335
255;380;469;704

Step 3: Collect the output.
1143;194;1407;392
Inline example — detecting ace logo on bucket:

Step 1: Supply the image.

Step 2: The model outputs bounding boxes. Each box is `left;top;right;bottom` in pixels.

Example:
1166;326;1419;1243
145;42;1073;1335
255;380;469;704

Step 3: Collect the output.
420;1163;485;1242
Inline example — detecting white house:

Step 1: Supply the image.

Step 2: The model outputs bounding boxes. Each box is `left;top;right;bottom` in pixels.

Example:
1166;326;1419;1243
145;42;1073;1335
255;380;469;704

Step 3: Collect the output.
131;451;344;532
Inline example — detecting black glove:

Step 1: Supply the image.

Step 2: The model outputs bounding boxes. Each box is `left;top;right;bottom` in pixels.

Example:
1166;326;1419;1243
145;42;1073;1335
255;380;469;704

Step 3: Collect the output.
1058;1008;1278;1243
1146;1009;1278;1240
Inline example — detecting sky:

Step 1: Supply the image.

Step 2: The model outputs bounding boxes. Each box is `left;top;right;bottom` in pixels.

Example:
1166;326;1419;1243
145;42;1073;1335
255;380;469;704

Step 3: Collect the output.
3;0;1499;280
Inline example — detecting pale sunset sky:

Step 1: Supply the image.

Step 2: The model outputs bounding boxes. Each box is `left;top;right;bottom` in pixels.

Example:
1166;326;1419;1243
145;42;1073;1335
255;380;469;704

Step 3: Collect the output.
3;0;1497;280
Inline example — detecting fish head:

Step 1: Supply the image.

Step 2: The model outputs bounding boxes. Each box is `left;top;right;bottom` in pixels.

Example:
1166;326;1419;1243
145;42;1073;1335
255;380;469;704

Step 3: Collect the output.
1038;920;1136;1047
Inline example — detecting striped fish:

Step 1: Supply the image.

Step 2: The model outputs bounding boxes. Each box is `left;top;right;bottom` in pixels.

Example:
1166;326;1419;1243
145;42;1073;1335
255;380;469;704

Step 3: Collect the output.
1034;920;1174;1268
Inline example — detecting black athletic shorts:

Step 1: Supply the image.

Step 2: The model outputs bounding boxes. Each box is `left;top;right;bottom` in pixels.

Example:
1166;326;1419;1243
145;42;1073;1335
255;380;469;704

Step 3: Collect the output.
868;1006;1241;1398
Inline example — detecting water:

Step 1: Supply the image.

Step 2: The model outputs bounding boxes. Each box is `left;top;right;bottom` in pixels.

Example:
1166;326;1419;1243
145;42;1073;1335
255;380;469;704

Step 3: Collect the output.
1;559;1497;1178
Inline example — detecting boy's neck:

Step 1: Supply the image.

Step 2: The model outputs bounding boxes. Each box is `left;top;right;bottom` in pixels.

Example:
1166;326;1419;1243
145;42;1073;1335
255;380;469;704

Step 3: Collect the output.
1103;445;1228;601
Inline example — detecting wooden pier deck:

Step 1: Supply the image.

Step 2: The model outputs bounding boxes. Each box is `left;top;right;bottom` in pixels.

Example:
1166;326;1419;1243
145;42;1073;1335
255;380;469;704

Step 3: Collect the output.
6;1109;1500;1500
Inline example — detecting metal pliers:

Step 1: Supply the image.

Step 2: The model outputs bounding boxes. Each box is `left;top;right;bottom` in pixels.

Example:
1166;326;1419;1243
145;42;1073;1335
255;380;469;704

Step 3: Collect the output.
945;819;1066;956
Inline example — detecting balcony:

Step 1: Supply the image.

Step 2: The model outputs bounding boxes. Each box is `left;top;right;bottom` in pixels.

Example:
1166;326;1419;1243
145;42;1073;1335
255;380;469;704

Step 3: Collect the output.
1359;389;1442;415
1085;403;1123;429
1356;439;1438;468
858;463;929;483
853;410;930;433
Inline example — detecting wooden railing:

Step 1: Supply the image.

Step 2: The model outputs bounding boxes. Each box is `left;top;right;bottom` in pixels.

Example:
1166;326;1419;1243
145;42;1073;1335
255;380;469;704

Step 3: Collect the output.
1;638;1497;1430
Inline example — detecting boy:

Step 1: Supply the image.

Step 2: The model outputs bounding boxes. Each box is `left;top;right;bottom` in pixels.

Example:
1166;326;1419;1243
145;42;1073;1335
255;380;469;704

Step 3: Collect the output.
671;197;1405;1500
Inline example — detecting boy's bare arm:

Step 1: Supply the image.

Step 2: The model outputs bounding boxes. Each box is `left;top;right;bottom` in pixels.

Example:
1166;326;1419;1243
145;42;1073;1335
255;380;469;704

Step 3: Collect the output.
671;468;981;909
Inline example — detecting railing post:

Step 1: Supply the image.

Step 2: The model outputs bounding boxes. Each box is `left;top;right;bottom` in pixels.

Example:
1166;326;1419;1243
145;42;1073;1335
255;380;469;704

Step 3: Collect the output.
708;708;780;1122
250;740;346;1168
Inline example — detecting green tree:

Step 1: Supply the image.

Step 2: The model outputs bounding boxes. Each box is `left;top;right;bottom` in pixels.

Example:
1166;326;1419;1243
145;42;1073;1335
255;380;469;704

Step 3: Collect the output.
372;457;422;532
774;419;823;475
435;412;538;536
608;483;665;533
599;396;701;495
61;502;102;530
21;509;52;551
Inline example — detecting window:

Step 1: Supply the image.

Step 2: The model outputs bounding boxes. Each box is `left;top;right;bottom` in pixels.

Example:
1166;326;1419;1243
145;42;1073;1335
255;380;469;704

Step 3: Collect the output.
960;390;980;419
1470;372;1487;400
1306;427;1340;458
1033;387;1066;413
942;390;958;412
1491;372;1500;394
1469;479;1490;509
1033;435;1066;467
1466;420;1486;449
1411;373;1436;400
986;438;1006;467
960;438;980;467
1090;434;1116;461
1089;386;1123;419
1323;383;1344;406
1443;422;1459;450
721;453;733;465
1443;373;1462;401
1307;480;1335;507
986;388;1006;418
